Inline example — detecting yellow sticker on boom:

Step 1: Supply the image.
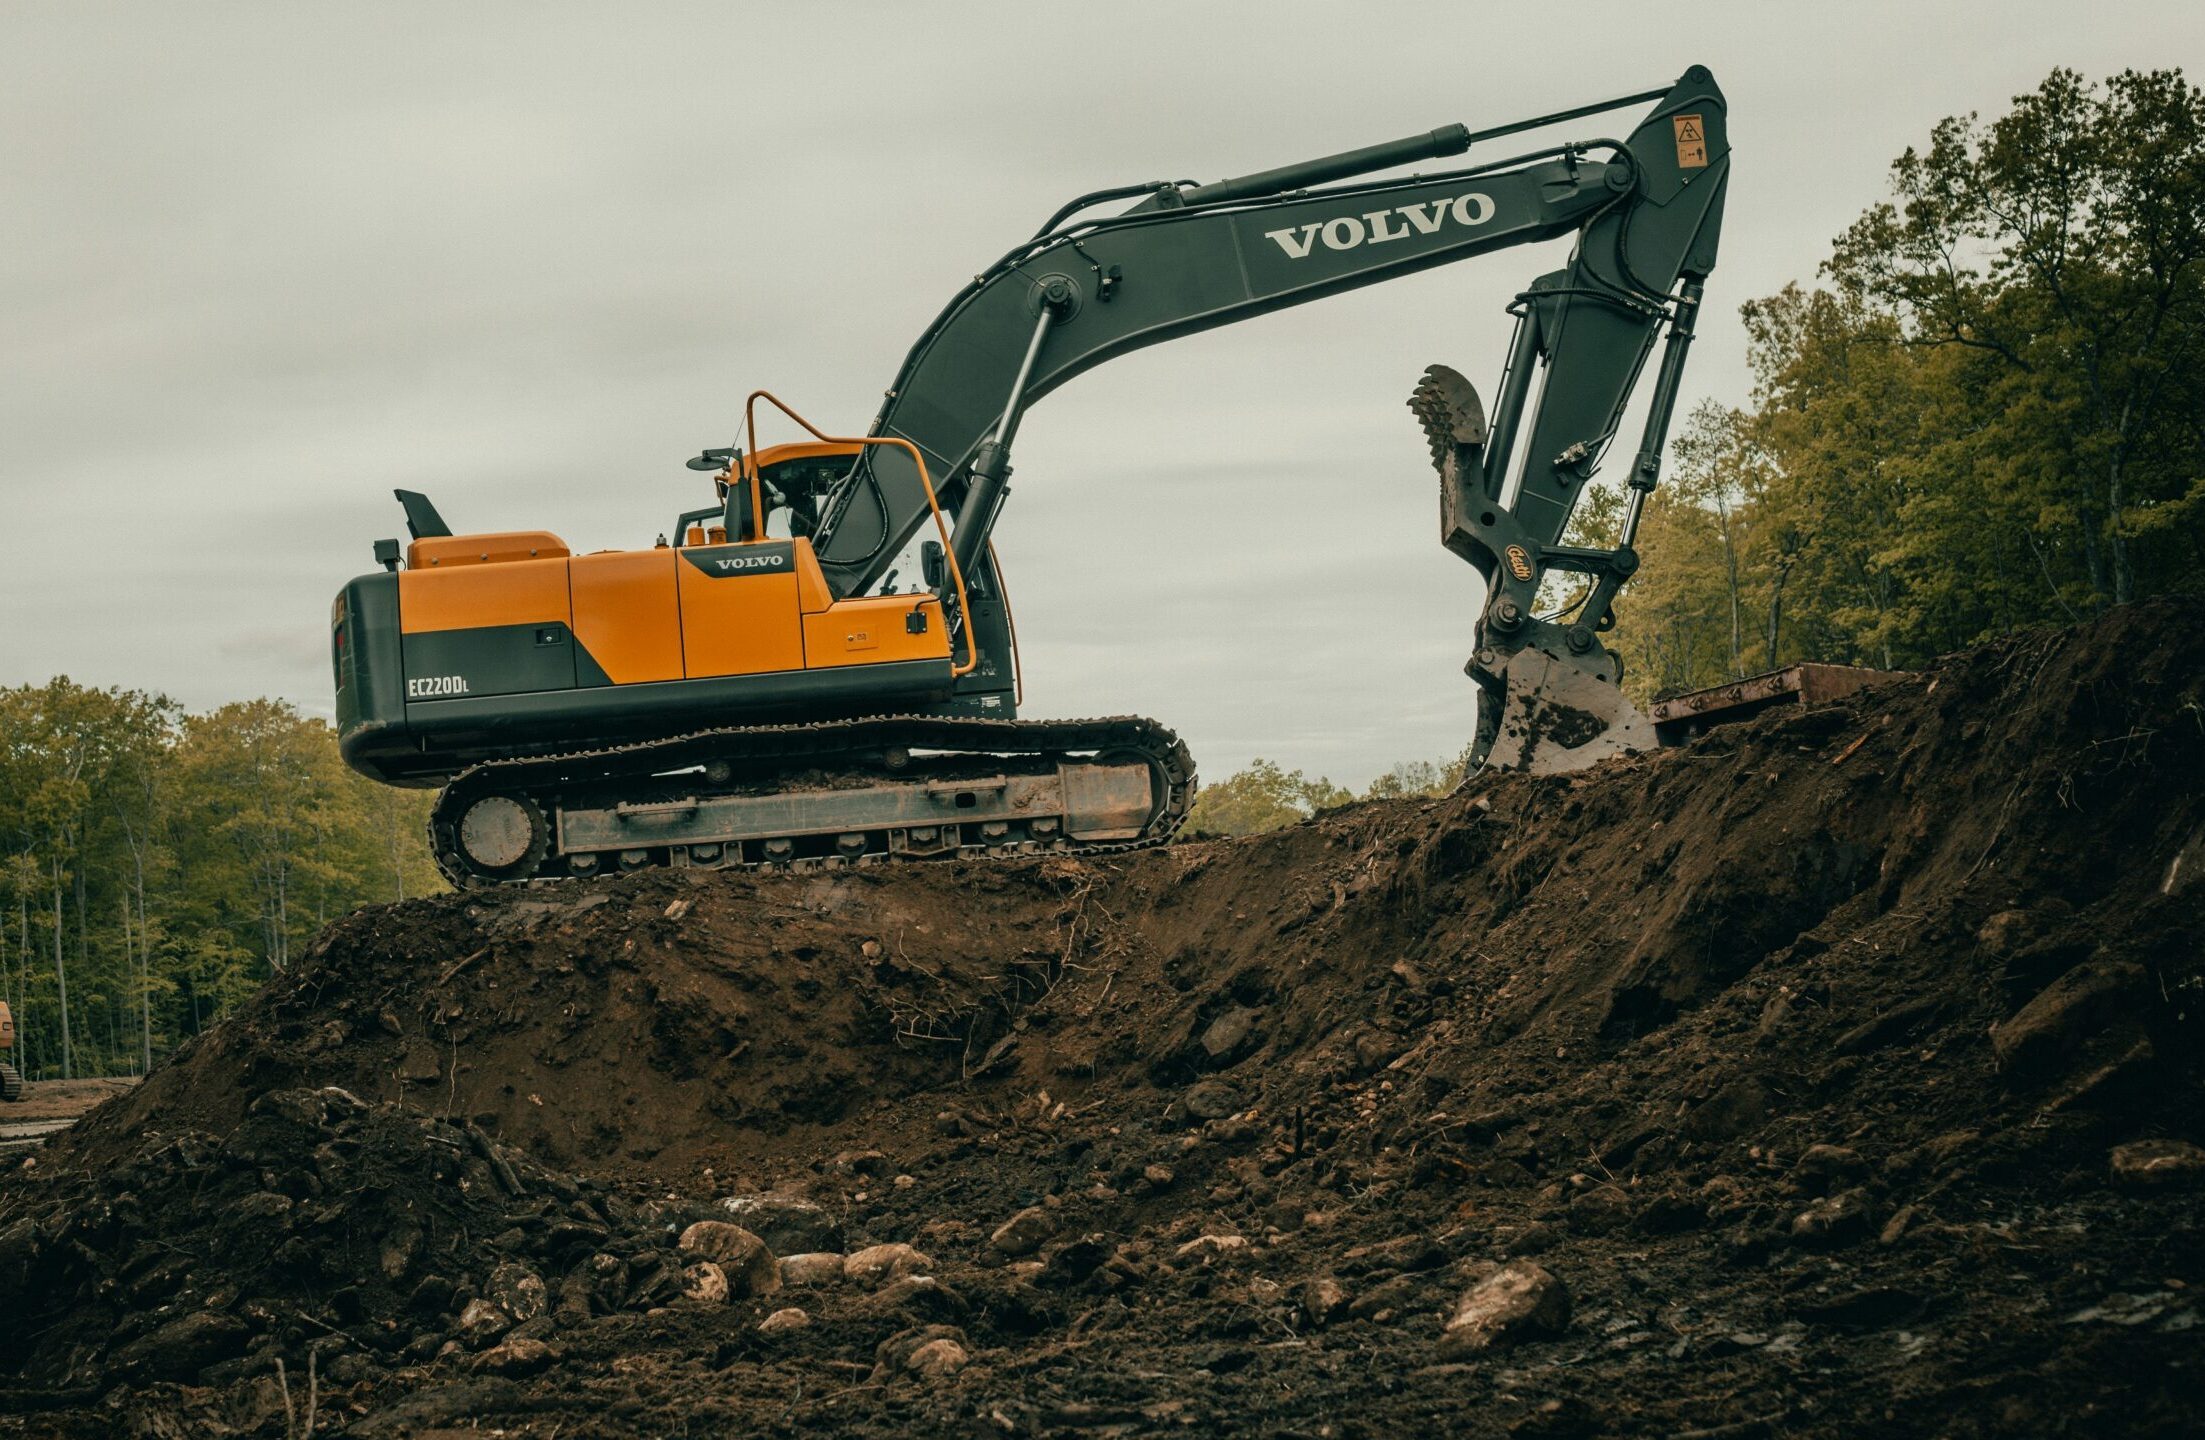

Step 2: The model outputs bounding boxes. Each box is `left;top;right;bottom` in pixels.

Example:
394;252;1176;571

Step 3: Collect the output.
1505;544;1535;582
1673;114;1708;169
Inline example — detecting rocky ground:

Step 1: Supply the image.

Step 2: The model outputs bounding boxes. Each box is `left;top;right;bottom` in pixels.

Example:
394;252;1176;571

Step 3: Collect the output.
1;601;2200;1438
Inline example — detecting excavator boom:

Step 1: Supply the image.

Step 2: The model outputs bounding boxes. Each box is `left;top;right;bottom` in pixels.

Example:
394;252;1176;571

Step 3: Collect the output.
811;65;1728;769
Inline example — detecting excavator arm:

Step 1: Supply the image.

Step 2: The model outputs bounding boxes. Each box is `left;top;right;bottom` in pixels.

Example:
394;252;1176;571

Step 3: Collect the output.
809;66;1729;774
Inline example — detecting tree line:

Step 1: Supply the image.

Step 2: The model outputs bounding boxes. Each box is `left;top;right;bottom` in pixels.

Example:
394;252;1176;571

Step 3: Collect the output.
0;681;441;1081
1570;67;2204;700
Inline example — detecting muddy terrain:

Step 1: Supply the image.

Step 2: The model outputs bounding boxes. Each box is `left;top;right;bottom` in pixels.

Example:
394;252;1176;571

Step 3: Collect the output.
0;1081;137;1161
1;601;2199;1438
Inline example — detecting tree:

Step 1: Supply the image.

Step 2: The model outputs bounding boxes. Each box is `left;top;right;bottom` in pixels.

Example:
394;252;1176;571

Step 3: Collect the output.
0;683;441;1080
1592;67;2204;702
1187;759;1352;836
1826;67;2205;610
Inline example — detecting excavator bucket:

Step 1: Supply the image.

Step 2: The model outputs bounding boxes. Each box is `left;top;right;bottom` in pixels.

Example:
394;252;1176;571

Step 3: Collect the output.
1477;646;1657;775
1411;364;1659;779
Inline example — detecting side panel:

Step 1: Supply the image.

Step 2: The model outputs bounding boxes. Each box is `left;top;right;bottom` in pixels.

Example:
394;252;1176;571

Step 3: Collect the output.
403;622;578;700
397;557;575;701
676;543;807;678
803;595;951;669
399;557;570;633
569;550;684;685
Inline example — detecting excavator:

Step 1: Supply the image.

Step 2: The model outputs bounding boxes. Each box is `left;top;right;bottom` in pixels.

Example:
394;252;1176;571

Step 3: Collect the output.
333;68;1730;886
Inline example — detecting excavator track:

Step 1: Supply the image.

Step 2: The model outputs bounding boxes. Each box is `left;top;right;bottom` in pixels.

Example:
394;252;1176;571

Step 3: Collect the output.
428;714;1194;888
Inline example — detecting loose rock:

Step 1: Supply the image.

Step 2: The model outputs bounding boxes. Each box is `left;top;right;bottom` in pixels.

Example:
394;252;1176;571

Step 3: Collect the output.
1182;1080;1240;1120
1300;1275;1350;1327
485;1261;547;1324
717;1194;843;1255
779;1252;846;1287
989;1205;1056;1257
1439;1261;1570;1356
677;1221;780;1297
1200;1007;1261;1063
469;1337;553;1377
873;1324;972;1383
1173;1233;1248;1264
108;1311;251;1383
1790;1144;1870;1193
2109;1138;2205;1190
845;1242;933;1288
758;1307;810;1334
681;1261;729;1305
456;1298;511;1350
1990;959;2149;1085
905;1337;970;1381
1791;1189;1875;1248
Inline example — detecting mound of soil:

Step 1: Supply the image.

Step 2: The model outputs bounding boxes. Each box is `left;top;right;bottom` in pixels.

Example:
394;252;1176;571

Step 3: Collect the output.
3;600;2201;1438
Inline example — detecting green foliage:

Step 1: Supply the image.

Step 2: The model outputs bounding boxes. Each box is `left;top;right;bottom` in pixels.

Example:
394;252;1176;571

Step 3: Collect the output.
1595;67;2205;701
1189;750;1470;837
1186;759;1352;836
0;682;441;1080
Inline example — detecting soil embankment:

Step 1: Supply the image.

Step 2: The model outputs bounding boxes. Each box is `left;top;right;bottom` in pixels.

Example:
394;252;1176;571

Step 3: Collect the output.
2;601;2200;1437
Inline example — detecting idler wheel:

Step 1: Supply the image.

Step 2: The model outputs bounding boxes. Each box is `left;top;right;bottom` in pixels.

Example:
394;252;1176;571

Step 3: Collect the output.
455;794;547;880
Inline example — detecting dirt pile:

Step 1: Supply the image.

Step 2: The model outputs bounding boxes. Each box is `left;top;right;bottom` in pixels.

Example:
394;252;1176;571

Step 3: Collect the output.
3;600;2202;1438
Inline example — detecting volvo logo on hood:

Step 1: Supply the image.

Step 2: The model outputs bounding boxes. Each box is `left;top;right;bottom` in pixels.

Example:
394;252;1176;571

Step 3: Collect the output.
1262;193;1497;259
681;541;796;578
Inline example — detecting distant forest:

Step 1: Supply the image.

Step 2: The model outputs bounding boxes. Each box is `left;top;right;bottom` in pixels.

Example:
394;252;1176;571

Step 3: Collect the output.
9;68;2201;1076
0;686;438;1081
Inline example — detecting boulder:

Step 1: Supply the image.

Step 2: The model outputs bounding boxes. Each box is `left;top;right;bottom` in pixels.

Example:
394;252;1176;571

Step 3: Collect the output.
1438;1261;1570;1356
758;1307;811;1334
677;1221;780;1297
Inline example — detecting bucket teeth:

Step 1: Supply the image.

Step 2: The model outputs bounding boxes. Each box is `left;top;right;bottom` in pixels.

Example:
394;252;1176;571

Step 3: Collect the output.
1408;364;1488;474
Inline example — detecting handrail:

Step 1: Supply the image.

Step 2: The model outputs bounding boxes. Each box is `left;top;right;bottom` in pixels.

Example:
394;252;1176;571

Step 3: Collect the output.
741;390;978;678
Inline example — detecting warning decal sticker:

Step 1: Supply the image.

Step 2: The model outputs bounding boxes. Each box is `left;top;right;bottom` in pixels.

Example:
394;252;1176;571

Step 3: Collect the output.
1673;114;1708;169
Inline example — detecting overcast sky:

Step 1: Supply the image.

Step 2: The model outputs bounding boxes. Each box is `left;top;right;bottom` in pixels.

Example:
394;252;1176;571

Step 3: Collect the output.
4;2;2199;786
